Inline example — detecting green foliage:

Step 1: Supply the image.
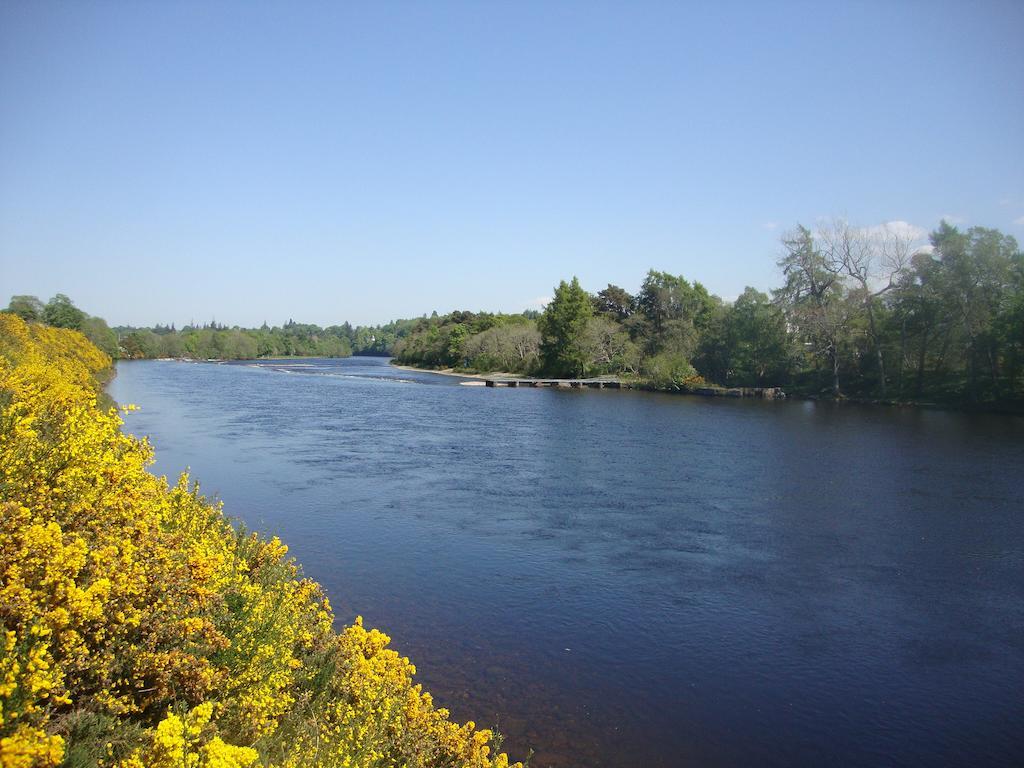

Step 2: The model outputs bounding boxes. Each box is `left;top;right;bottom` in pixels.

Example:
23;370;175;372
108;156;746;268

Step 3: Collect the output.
774;226;849;396
579;316;640;376
772;220;1024;402
538;277;593;377
632;270;717;358
3;294;407;362
79;316;119;359
7;295;44;322
641;352;701;390
112;322;354;360
392;311;534;369
894;223;1022;402
43;293;86;330
460;323;542;373
697;288;792;386
593;284;634;321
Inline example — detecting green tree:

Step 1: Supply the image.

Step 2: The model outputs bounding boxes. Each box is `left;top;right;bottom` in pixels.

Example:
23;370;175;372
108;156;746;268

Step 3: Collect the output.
158;332;185;358
730;288;791;385
641;352;699;390
538;277;593;377
633;270;717;358
774;225;851;396
461;323;541;373
79;316;119;358
698;287;792;387
893;248;949;398
580;316;640;376
446;324;470;365
6;295;44;322
43;294;86;330
928;223;1020;400
996;278;1024;396
593;284;635;321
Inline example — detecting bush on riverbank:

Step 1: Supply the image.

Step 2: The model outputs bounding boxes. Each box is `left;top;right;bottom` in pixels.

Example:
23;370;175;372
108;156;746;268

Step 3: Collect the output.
0;314;519;768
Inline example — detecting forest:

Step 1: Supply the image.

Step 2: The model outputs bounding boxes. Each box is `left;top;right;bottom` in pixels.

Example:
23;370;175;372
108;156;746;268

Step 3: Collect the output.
393;221;1023;406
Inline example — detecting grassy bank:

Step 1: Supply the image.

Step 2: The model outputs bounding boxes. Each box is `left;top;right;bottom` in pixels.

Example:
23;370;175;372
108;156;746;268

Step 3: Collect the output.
0;314;520;768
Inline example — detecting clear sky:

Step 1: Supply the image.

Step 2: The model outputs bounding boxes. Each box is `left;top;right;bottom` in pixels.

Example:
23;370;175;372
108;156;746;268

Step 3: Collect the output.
1;1;1022;328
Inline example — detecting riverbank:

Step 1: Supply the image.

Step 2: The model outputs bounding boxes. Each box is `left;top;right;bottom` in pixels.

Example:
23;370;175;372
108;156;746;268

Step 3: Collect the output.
390;361;786;398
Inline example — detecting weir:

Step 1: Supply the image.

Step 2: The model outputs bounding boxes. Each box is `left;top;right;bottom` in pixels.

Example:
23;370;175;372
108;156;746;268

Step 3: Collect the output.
482;378;785;398
484;378;625;389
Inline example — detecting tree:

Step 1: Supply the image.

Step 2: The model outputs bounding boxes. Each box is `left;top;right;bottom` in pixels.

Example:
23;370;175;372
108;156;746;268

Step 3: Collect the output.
928;223;1020;400
461;323;541;373
995;274;1024;396
774;225;852;396
43;294;86;330
580;316;640;375
893;247;950;397
817;219;915;396
593;284;635;321
633;270;716;358
6;295;44;322
538;277;593;377
159;331;185;358
80;316;119;358
446;324;470;365
727;288;792;386
121;329;162;359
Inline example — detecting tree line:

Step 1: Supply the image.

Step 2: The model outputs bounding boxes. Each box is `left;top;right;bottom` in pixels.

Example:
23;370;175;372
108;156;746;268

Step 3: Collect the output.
6;219;1021;404
2;295;419;361
393;220;1023;405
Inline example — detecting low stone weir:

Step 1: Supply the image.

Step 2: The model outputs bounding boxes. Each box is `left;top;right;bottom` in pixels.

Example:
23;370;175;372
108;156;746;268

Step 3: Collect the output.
485;378;627;389
483;378;785;398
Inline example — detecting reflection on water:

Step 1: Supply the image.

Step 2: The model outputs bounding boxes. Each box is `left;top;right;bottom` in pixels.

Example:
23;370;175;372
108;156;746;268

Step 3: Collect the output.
110;357;1024;767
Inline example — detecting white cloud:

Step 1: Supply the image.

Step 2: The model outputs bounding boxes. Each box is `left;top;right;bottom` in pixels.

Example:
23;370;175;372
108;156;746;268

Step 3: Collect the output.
938;214;964;225
1013;215;1024;227
762;221;779;231
808;217;929;250
528;296;551;308
865;220;928;242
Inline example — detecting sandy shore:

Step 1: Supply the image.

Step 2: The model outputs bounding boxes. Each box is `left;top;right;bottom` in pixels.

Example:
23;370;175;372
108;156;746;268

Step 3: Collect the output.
388;363;520;380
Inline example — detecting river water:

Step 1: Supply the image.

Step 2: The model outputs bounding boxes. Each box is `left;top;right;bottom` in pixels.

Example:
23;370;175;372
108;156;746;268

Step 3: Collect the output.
109;357;1024;767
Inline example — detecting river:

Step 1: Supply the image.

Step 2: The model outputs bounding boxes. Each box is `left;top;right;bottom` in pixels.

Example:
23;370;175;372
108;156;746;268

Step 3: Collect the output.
109;357;1024;767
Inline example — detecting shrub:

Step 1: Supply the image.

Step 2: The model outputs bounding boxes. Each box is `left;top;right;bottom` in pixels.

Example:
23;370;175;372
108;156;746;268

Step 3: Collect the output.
641;351;704;390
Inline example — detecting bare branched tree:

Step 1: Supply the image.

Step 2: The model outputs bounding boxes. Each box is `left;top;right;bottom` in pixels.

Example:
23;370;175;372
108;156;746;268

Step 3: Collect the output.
817;219;916;396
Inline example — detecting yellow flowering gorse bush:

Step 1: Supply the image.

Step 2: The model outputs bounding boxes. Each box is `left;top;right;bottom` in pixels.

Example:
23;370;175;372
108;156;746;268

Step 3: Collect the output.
0;314;520;768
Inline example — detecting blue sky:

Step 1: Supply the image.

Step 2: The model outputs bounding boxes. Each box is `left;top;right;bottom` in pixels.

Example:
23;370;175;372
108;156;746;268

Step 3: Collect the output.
1;1;1022;327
